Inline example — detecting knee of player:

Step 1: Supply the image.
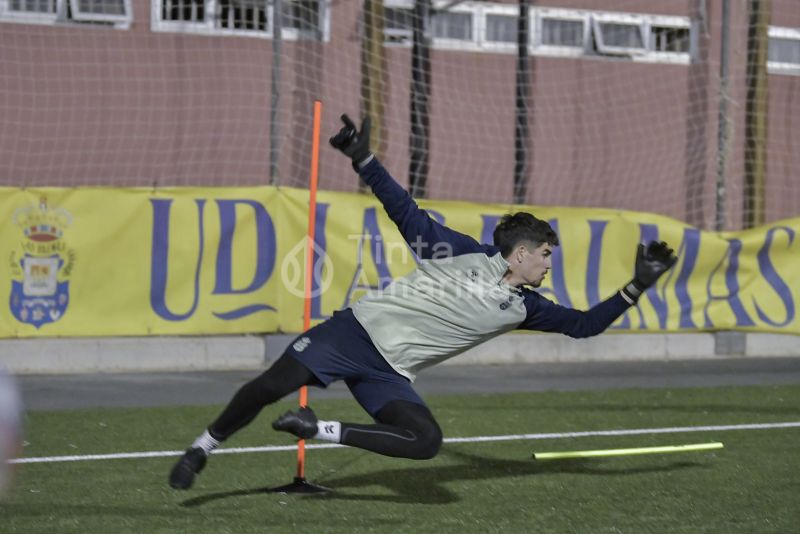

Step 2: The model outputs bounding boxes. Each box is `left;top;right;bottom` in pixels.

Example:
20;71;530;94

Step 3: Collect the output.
414;424;443;460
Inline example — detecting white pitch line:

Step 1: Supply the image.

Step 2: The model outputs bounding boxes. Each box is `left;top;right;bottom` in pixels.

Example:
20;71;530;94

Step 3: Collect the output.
9;421;800;465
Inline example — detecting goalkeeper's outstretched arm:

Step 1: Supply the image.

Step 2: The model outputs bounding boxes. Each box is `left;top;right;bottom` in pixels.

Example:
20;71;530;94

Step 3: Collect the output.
330;113;496;260
519;241;678;337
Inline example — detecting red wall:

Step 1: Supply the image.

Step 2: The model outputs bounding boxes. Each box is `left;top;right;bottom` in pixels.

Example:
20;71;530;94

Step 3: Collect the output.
0;0;798;229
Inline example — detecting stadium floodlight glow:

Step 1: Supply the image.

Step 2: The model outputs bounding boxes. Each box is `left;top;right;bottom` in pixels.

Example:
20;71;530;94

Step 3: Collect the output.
532;442;724;460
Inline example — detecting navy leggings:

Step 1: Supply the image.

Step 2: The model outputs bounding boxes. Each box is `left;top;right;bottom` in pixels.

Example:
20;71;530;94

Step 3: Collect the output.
208;353;442;460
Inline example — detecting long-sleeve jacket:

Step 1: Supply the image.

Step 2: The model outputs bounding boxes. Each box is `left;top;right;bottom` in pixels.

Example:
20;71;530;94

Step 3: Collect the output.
350;158;633;381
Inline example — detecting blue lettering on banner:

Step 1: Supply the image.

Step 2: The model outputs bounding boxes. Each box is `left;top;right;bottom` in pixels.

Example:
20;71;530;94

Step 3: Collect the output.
343;207;394;308
703;238;756;328
311;203;330;320
753;226;795;327
480;215;501;247
213;200;275;295
212;199;277;319
150;199;205;321
150;198;277;322
636;224;670;329
674;228;701;329
586;220;630;329
537;219;573;308
363;207;393;288
584;220;606;307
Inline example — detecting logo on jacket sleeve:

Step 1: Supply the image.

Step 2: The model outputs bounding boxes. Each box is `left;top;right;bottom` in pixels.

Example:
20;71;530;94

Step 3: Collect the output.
292;336;312;352
9;197;75;329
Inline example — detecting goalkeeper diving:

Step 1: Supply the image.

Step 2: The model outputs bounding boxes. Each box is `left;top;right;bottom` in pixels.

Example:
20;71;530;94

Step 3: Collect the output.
169;114;678;489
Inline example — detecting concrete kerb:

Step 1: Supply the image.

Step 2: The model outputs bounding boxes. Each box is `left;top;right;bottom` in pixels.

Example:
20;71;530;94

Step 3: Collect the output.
0;336;268;374
0;332;797;375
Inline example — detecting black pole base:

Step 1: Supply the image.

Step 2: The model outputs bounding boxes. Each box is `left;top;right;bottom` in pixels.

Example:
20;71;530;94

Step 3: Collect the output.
268;477;330;495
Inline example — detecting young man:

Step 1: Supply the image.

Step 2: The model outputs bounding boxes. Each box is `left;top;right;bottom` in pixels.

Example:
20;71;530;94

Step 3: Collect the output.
168;115;677;490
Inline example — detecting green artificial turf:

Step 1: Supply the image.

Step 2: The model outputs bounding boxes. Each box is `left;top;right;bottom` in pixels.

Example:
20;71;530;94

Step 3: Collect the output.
2;385;799;533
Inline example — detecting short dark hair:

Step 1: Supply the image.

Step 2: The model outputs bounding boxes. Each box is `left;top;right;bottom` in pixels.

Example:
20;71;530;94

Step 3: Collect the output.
492;212;559;257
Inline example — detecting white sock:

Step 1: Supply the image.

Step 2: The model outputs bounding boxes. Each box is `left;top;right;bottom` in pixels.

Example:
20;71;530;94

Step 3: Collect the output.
191;430;220;455
314;420;341;443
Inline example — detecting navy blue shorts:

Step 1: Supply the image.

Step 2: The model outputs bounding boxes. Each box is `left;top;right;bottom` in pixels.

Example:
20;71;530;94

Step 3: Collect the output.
284;308;426;418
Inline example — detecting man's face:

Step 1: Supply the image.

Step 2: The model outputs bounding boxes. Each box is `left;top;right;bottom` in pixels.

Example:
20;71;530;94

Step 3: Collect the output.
511;242;552;287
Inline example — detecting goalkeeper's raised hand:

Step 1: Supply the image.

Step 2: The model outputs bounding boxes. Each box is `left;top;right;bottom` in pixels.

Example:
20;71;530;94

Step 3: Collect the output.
624;241;678;300
329;114;373;169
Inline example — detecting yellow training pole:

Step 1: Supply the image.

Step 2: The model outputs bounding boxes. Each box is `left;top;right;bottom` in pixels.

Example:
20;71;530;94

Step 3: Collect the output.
532;442;724;461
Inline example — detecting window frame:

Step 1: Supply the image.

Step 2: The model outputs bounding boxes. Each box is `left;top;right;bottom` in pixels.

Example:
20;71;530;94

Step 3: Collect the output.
0;0;684;63
478;2;519;53
638;15;692;65
69;0;131;24
280;0;328;40
381;0;481;53
0;0;59;24
0;0;131;27
155;0;212;33
533;8;590;57
382;0;414;48
429;0;479;52
591;12;647;56
150;0;331;41
767;26;800;76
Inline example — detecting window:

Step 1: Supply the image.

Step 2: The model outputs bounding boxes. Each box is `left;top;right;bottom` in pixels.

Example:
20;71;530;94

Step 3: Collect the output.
600;22;643;48
282;0;321;34
485;13;515;43
768;27;800;75
592;14;645;55
477;3;518;52
430;2;478;50
151;0;329;40
217;0;268;32
532;10;690;63
371;3;692;61
599;22;643;48
534;9;588;56
476;3;520;53
71;0;128;23
650;25;690;53
642;16;692;63
770;37;800;63
381;1;477;51
431;9;471;41
161;0;204;23
1;0;131;26
384;6;414;46
9;0;56;15
541;18;584;47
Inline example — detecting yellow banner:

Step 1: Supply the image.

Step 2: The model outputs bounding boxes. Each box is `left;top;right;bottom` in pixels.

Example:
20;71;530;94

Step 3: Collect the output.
1;187;798;337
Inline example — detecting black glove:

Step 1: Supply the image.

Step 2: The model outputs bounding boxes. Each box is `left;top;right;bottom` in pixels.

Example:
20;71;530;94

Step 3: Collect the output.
329;114;373;168
630;241;678;293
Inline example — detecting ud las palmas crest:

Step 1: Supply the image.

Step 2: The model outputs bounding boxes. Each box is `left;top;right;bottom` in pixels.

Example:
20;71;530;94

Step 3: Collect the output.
9;197;76;329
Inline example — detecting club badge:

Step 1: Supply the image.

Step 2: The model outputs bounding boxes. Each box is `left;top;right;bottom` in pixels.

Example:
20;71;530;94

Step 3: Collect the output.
9;197;75;329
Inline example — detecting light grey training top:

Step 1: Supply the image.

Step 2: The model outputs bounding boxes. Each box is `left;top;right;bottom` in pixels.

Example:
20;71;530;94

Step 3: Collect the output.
351;159;632;382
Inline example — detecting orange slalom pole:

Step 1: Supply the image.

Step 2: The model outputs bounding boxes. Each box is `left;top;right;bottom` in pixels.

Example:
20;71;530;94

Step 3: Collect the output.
296;100;322;480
